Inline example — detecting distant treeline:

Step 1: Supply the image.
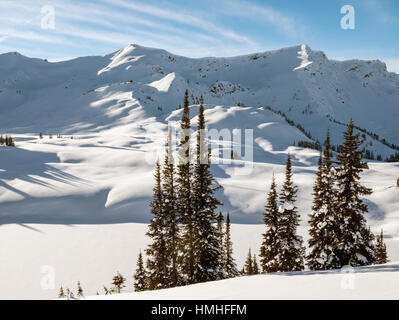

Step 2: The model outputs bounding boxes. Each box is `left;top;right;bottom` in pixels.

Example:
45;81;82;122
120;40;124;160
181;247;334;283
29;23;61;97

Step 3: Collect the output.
326;114;399;162
263;105;398;162
0;135;15;146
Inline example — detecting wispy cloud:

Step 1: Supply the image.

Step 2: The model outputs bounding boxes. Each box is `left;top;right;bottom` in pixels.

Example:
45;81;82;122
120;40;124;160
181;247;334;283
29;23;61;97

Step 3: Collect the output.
361;0;398;25
53;1;189;36
0;0;261;59
99;0;254;44
215;0;307;38
0;26;78;46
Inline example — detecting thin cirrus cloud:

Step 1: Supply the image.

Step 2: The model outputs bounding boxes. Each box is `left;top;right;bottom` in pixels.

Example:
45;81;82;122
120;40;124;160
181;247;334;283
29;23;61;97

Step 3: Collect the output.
215;0;307;38
357;0;398;25
0;0;262;59
53;1;189;36
98;0;254;44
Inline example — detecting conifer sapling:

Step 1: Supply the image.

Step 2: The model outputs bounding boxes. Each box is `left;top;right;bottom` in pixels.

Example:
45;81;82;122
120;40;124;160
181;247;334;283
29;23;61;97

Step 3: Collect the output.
134;251;147;292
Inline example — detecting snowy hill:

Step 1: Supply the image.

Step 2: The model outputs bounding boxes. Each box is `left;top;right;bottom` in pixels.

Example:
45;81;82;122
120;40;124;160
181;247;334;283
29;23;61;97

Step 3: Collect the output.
88;262;399;300
0;104;398;225
1;222;399;299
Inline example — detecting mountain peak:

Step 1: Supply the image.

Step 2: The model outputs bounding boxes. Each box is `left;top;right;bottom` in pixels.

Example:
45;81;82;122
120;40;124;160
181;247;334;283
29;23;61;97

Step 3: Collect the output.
0;51;25;59
0;51;48;67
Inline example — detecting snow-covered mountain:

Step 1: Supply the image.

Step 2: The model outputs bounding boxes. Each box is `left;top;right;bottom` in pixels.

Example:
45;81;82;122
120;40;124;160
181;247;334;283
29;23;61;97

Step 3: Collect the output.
1;42;398;223
1;44;399;299
1;44;398;158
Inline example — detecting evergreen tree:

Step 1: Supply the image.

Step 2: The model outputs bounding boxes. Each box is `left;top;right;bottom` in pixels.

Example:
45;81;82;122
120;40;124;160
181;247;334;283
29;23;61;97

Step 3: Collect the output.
374;229;388;264
278;154;305;272
162;129;181;287
77;281;84;298
307;130;341;270
216;212;225;272
111;272;126;294
191;95;223;283
58;286;65;298
335;119;374;266
146;161;168;290
5;135;14;146
177;89;195;284
252;254;260;274
244;249;254;275
134;251;147;292
260;175;281;273
223;213;240;278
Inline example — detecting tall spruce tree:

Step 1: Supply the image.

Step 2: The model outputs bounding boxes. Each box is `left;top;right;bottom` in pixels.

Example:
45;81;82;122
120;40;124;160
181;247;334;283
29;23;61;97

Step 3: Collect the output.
335;119;374;266
223;213;240;278
162;128;181;287
260;175;281;273
192;96;224;283
244;249;254;275
146;161;168;290
177;89;195;284
278;154;305;272
216;212;225;272
307;130;341;270
58;286;65;298
134;251;147;292
252;254;260;275
374;229;388;264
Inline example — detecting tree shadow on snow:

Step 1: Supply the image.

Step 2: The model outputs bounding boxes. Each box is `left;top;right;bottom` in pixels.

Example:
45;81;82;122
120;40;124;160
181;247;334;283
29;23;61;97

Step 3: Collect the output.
0;147;88;196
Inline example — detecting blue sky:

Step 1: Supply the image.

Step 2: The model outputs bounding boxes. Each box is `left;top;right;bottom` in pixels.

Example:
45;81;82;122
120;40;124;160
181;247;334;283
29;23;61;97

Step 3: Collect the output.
0;0;398;72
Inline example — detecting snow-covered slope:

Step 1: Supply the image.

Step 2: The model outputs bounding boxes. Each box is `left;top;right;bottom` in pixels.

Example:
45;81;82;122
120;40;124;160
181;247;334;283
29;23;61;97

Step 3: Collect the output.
88;262;399;300
0;105;398;225
1;222;399;299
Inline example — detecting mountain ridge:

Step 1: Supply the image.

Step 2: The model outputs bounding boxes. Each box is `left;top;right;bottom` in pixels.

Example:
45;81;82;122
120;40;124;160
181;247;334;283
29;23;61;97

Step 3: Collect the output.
0;43;398;158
